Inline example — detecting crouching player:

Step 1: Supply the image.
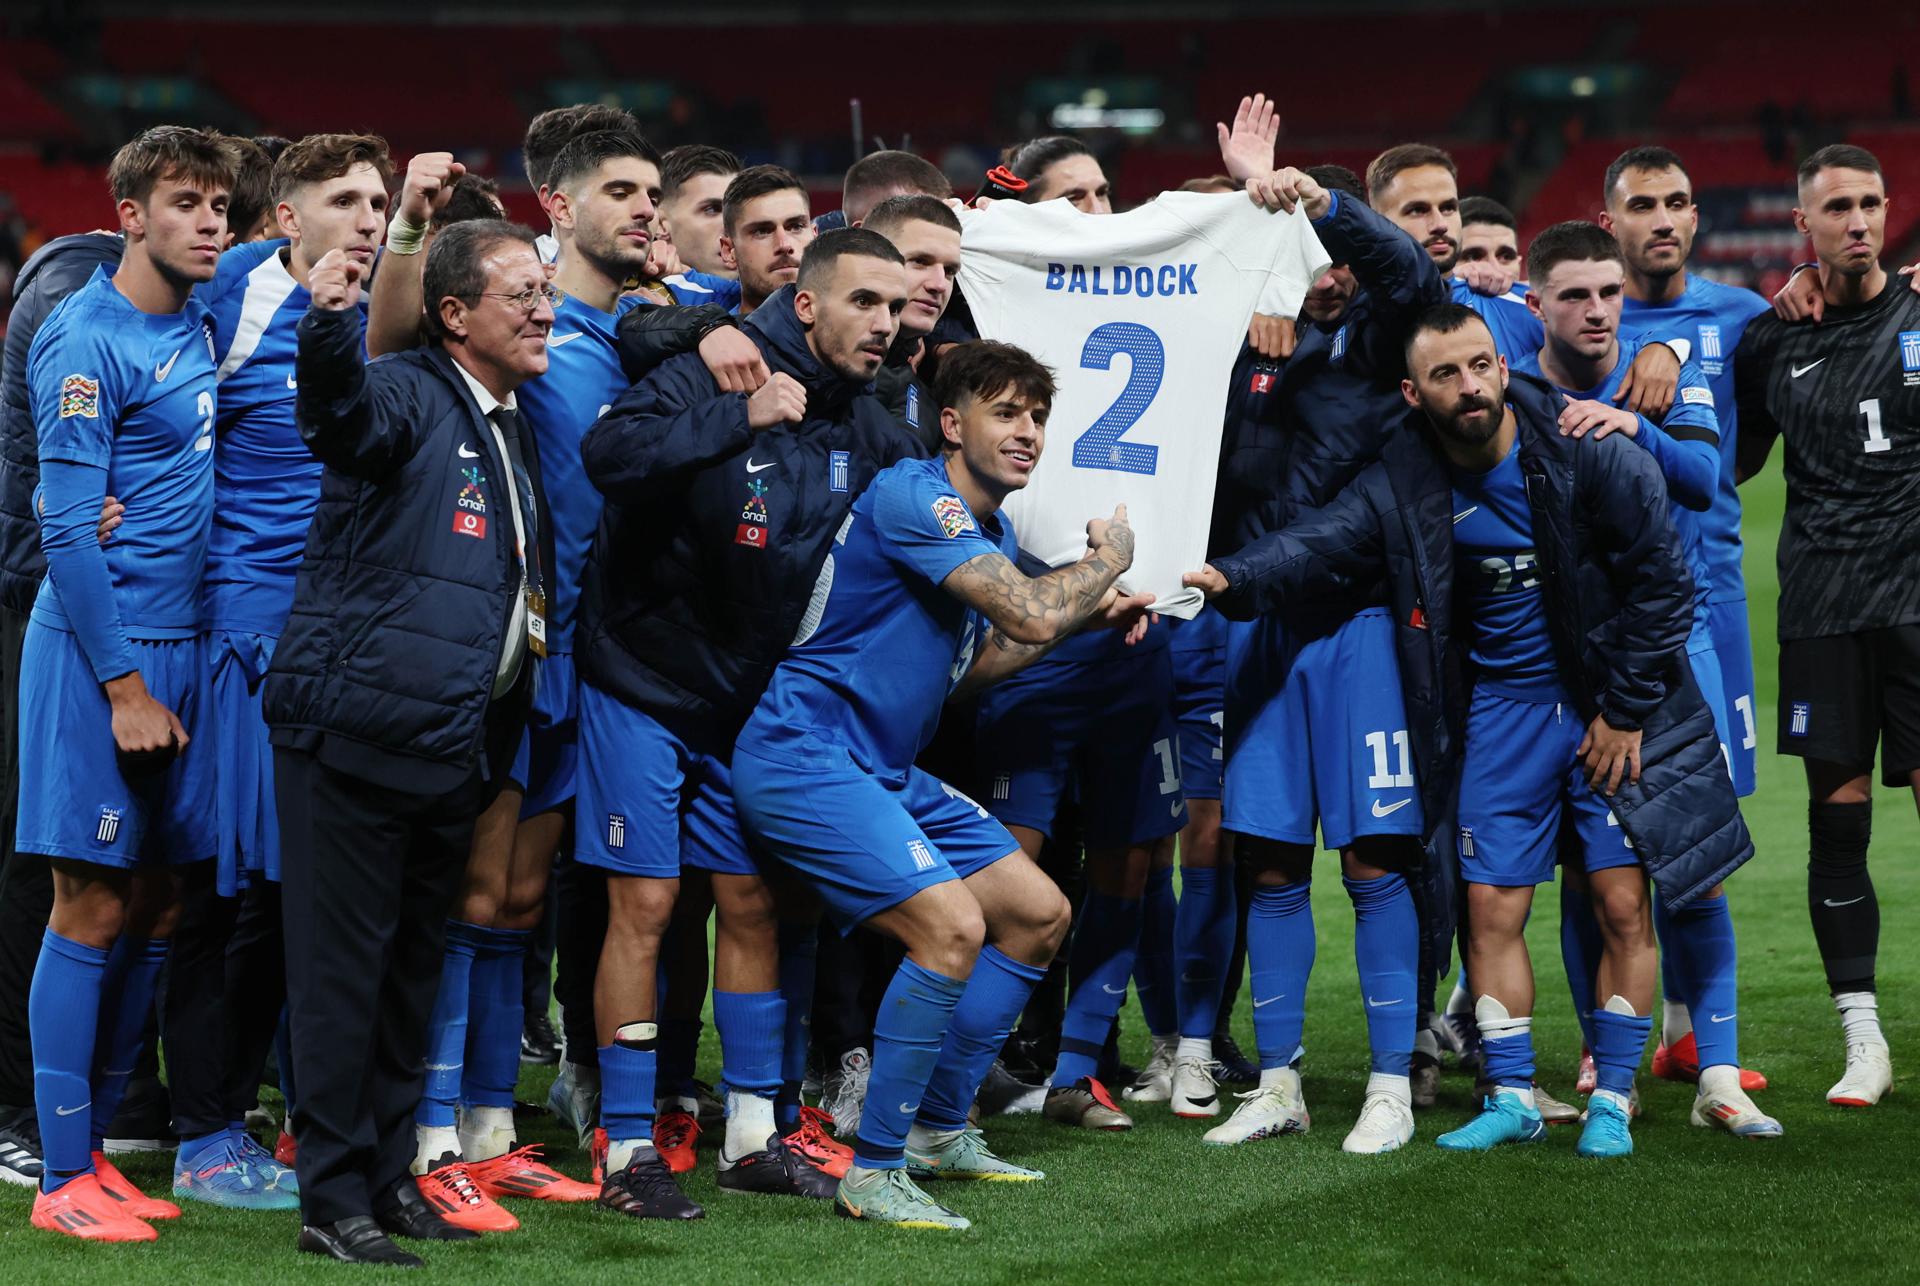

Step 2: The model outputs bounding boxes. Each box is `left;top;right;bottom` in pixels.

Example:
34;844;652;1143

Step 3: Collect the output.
732;342;1153;1228
1187;304;1753;1159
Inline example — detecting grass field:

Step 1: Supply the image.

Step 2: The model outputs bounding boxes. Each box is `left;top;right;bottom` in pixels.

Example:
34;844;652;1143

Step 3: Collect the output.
2;467;1917;1282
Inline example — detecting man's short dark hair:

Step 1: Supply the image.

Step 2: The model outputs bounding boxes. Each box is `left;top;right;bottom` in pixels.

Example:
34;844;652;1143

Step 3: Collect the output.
1307;164;1366;203
1798;143;1883;190
433;174;505;230
221;135;275;241
932;340;1057;428
795;227;903;292
1366;143;1456;204
251;134;293;163
661;144;742;203
1526;219;1625;286
1460;195;1517;230
107;125;235;206
422;219;539;339
843;150;953;223
723;165;808;236
1403;301;1495;368
548;129;661;197
1179;173;1239;194
1003;136;1092;195
862;194;962;241
1603;146;1689;205
523;104;639;190
271;132;394;206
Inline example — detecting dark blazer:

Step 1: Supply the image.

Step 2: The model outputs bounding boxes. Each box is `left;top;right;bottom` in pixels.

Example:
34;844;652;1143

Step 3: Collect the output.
265;305;550;795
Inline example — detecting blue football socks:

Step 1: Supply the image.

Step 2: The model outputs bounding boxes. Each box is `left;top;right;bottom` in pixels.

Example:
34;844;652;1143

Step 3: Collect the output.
918;946;1045;1132
1591;999;1653;1096
1246;882;1314;1071
853;959;966;1170
1558;880;1604;1052
601;1024;659;1147
1346;874;1416;1075
1133;866;1177;1036
30;929;108;1191
416;922;479;1129
1174;865;1235;1040
89;934;167;1151
713;989;785;1100
463;924;529;1112
1662;892;1740;1068
776;921;819;1130
1050;892;1143;1088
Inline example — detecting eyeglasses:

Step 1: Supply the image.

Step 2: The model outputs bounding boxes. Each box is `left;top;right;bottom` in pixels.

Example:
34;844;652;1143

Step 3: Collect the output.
472;283;563;314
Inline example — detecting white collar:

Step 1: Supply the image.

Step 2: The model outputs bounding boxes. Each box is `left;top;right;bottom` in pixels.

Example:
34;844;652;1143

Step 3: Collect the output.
450;355;517;417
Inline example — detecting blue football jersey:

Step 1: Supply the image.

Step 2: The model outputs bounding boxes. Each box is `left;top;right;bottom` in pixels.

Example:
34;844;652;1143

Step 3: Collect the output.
1452;277;1542;361
1620;275;1769;604
744;456;1017;782
199;246;333;636
516;292;642;650
1512;336;1716;646
27;266;224;637
1449;442;1560;694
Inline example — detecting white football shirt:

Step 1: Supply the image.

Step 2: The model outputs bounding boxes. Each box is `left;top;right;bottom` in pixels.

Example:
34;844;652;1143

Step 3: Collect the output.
958;192;1328;616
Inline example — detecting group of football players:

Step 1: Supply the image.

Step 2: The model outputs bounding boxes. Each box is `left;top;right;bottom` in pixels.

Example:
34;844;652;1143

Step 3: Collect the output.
0;87;1915;1262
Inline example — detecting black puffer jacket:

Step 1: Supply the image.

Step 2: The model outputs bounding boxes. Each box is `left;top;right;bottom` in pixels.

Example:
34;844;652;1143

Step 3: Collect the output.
577;285;924;742
265;306;549;794
1211;373;1752;907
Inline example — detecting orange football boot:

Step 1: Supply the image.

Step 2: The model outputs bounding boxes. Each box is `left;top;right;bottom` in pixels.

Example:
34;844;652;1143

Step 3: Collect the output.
783;1106;852;1179
466;1144;597;1202
93;1150;181;1219
416;1162;519;1232
273;1131;297;1167
31;1173;159;1242
1652;1031;1769;1091
654;1110;699;1176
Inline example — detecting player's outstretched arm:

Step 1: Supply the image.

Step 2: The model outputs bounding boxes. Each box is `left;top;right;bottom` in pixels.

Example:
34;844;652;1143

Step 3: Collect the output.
366;151;464;357
295;248;427;480
1184;472;1385;619
942;505;1135;649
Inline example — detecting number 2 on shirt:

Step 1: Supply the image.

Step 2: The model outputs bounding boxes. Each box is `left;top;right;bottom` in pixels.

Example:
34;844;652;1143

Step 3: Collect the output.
1072;322;1164;476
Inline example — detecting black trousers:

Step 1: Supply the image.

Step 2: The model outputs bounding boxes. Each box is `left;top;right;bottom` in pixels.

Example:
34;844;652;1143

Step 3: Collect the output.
0;602;47;1111
277;747;476;1225
552;851;605;1068
225;879;288;1118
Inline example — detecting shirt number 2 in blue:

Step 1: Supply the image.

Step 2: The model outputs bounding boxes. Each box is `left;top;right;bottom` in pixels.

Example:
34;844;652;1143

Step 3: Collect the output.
1071;322;1163;476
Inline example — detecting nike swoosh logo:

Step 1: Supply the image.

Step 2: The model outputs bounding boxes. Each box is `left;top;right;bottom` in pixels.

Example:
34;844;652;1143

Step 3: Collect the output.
1371;798;1412;818
1170;800;1184;817
1452;506;1477;524
1101;983;1128;995
155;349;181;382
548;331;584;347
899;1102;919;1114
55;1102;90;1116
1708;1012;1736;1023
458;444;481;459
745;458;776;473
1791;359;1825;378
285;374;297;390
1367;997;1403;1008
1252;995;1285;1008
1183;1093;1217;1107
1824;895;1866;907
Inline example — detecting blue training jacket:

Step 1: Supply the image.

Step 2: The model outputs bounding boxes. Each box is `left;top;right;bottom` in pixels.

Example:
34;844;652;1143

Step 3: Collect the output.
1210;372;1752;907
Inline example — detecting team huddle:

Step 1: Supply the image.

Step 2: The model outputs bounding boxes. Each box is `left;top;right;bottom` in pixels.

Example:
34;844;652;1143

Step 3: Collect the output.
1;90;1916;1262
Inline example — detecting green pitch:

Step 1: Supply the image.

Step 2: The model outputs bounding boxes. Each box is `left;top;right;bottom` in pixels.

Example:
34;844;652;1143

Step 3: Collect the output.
3;467;1915;1282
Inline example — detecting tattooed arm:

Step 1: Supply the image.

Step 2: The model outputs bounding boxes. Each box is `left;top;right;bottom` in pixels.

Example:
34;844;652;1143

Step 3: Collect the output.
951;581;1156;698
941;505;1136;646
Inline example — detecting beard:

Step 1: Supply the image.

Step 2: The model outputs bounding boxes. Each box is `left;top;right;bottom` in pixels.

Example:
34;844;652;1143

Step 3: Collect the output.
1434;390;1503;447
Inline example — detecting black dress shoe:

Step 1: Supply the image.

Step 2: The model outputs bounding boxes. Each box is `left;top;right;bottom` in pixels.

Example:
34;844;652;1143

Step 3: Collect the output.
376;1180;480;1241
299;1215;426;1266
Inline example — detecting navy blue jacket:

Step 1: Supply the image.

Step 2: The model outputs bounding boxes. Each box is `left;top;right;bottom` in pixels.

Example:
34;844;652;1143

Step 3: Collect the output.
1211;374;1752;907
264;306;548;795
577;285;924;741
1214;194;1444;630
0;232;123;613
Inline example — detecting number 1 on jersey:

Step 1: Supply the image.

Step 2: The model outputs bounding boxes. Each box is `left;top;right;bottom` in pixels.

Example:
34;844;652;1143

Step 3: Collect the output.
1072;322;1164;476
1861;397;1891;454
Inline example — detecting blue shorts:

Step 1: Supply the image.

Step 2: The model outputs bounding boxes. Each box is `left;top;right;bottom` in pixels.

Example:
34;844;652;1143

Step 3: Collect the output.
1688;644;1734;786
1707;598;1758;797
16;625;216;868
974;642;1184;848
1455;687;1638;887
1169;610;1227;802
514;650;578;818
733;743;1017;933
208;629;280;894
573;679;752;878
1222;608;1423;851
